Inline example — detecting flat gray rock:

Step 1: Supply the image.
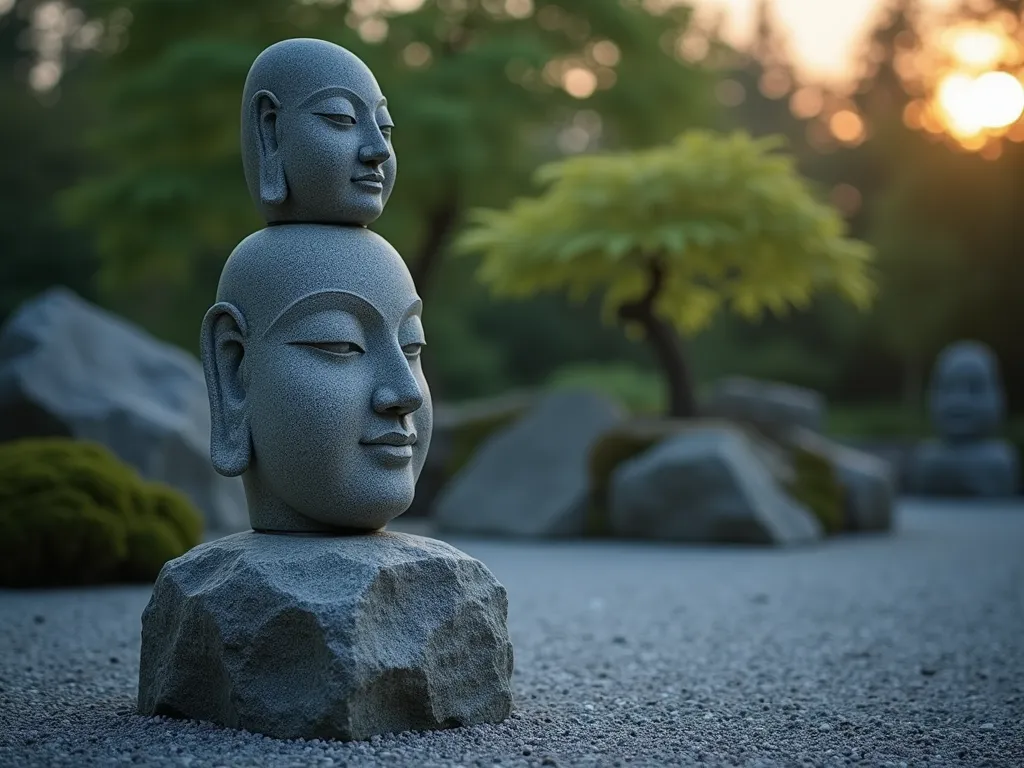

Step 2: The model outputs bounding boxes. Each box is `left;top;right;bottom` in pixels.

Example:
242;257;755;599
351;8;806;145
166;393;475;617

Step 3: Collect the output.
0;287;248;533
138;530;513;741
609;425;822;545
789;427;895;531
703;376;825;436
433;390;624;537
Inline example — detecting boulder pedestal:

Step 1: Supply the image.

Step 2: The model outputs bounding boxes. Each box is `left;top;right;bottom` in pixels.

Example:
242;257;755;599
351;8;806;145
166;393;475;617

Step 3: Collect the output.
138;531;514;741
908;439;1019;497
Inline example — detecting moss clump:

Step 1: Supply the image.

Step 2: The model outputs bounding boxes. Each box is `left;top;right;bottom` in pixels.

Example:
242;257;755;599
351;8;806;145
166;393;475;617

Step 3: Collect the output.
0;438;203;587
785;446;845;534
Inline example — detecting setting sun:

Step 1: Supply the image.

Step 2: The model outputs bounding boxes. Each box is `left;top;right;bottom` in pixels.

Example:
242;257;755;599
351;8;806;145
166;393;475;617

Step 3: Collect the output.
905;18;1024;150
936;71;1024;138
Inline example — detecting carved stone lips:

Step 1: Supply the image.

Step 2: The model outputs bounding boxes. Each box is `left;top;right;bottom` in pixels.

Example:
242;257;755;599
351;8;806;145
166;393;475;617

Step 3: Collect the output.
362;431;417;447
352;171;385;185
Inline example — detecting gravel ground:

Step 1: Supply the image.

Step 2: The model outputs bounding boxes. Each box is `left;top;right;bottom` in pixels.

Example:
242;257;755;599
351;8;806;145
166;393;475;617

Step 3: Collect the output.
1;499;1023;768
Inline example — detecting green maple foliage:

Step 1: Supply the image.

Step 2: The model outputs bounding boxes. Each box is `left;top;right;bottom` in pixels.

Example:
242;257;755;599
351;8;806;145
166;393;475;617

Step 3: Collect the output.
458;130;875;414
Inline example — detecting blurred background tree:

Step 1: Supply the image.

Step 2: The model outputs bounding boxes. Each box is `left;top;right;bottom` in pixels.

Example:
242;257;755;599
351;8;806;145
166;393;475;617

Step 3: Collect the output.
458;131;873;417
1;0;1022;429
55;0;712;361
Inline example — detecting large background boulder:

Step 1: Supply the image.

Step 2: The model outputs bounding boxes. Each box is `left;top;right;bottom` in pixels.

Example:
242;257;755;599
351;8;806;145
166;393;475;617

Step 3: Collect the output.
608;425;823;545
588;417;842;536
139;530;514;741
0;288;248;533
405;392;534;518
703;376;825;437
433;390;625;537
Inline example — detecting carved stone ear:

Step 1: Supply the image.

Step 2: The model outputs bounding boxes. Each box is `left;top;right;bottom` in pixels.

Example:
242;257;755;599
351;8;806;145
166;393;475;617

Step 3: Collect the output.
252;90;287;206
201;302;252;476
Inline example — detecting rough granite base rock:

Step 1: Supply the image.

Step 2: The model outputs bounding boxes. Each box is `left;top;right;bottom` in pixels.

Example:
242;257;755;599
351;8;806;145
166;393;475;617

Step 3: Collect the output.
138;531;514;741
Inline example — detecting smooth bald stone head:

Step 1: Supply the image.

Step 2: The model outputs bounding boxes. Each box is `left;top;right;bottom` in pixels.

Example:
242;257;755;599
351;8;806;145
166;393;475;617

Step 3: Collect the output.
928;341;1005;443
201;225;431;533
241;38;396;227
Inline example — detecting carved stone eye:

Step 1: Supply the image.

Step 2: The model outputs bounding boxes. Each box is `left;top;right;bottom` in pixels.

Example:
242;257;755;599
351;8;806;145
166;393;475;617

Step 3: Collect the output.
320;114;356;126
402;342;424;358
305;342;364;356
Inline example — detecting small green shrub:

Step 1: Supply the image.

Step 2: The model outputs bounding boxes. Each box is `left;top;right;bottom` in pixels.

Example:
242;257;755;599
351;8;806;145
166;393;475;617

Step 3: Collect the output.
145;481;205;550
0;438;203;587
785;446;844;535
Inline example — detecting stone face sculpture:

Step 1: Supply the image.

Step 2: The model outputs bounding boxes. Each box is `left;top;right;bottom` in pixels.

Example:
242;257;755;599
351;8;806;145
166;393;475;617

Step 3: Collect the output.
909;341;1020;497
241;37;396;226
201;225;432;533
139;39;514;741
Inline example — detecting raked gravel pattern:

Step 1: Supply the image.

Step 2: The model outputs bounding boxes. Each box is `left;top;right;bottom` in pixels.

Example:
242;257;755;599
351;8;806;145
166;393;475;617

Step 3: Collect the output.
1;499;1022;767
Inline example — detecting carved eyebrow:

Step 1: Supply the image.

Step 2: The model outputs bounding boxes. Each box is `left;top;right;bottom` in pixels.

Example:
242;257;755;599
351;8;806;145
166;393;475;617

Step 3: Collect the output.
263;290;383;339
297;86;387;111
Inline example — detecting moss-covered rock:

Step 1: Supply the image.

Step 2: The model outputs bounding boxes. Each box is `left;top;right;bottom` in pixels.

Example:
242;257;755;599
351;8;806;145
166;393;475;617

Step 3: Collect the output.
587;418;708;536
785;446;844;534
0;438;203;587
588;417;844;537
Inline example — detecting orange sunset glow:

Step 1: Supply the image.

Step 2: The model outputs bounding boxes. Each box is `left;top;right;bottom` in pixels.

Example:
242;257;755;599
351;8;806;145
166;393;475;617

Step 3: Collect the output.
907;14;1024;151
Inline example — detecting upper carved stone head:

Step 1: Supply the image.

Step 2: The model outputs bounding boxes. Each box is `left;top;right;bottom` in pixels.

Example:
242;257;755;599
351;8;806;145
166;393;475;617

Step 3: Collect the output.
201;225;432;533
241;38;396;227
928;340;1005;443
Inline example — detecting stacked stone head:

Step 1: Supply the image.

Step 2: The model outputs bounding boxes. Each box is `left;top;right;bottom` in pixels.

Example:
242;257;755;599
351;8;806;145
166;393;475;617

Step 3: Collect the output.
909;341;1020;497
137;39;513;741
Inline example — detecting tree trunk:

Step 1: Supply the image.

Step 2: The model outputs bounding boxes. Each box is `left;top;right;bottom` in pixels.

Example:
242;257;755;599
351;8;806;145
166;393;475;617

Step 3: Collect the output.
618;259;698;418
411;193;460;405
410;193;459;297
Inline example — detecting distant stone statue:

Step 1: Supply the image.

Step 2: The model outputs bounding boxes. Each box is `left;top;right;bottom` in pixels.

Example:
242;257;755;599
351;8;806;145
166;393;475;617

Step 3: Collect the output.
909;341;1019;497
138;39;513;742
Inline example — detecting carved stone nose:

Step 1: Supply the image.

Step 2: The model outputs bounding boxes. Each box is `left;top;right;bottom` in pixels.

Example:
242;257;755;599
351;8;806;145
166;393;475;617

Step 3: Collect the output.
359;140;390;166
372;381;423;416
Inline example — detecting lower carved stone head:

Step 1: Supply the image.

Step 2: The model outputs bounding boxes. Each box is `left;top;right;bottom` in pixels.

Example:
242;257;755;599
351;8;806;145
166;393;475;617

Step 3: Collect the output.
201;225;432;533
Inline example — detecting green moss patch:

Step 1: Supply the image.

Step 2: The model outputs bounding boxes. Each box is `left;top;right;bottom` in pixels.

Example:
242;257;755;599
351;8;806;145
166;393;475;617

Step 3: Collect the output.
0;438;203;587
785;446;844;534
